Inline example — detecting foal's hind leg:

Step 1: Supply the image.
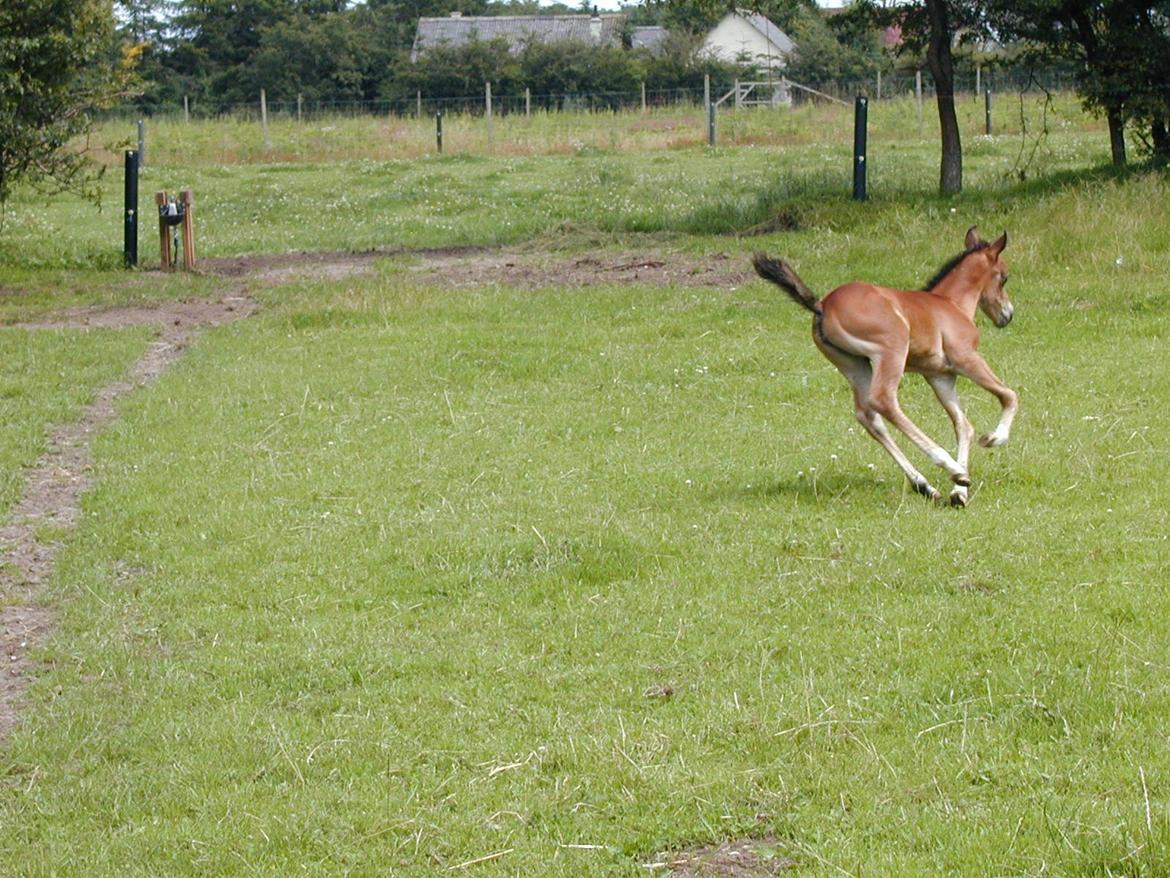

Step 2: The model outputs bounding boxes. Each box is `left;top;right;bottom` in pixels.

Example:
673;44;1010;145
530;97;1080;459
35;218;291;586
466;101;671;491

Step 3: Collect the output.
866;352;972;488
926;374;975;507
819;345;943;500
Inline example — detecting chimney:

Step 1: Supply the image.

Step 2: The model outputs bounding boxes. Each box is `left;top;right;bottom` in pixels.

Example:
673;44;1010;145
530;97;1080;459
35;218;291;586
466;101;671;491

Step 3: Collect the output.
590;6;601;42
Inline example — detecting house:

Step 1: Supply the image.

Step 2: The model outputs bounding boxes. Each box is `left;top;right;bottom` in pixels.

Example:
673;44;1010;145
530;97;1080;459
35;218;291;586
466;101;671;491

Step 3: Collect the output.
411;10;626;61
699;9;795;69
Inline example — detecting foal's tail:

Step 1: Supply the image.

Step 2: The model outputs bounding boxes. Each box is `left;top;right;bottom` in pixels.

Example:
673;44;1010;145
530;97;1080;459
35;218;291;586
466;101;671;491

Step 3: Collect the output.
751;253;821;315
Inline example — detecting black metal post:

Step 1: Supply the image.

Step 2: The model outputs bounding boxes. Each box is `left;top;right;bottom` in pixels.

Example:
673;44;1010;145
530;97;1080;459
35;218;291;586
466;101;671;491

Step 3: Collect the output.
436;111;443;154
123;150;138;268
985;89;992;136
707;102;716;147
852;96;868;202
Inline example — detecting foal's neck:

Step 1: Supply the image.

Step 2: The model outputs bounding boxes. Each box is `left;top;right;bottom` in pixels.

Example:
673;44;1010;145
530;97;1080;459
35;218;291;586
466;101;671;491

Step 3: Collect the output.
930;258;985;321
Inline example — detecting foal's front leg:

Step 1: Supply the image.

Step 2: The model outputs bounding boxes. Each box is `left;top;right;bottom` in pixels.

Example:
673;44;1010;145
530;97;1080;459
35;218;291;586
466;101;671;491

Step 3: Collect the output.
953;352;1018;447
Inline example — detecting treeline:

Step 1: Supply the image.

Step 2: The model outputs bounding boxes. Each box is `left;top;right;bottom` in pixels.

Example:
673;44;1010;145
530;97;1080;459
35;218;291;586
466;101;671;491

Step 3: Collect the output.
117;0;896;112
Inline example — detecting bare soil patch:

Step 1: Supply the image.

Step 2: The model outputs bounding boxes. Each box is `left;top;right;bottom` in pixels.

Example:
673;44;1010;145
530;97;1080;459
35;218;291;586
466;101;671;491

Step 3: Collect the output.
648;838;796;877
196;246;754;291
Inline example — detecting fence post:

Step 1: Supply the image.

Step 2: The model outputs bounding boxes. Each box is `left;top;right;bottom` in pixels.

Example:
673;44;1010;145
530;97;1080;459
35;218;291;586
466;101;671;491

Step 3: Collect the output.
137;120;146;169
436;111;443;154
876;69;882;101
180;190;196;271
641;81;646;112
485;81;493;144
916;70;923;136
123;150;138;268
417;90;422;118
703;74;710;110
852;95;868;202
183;96;190;124
976;65;982;97
525;87;531;118
297;93;303;123
707;102;716;147
985;88;992;135
155;191;172;271
734;79;741;110
260;89;271;150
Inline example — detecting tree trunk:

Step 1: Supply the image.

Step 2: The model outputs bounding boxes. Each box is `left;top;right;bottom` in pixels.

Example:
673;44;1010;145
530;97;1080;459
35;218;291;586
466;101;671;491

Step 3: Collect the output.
925;0;962;195
1107;107;1127;166
1151;118;1170;163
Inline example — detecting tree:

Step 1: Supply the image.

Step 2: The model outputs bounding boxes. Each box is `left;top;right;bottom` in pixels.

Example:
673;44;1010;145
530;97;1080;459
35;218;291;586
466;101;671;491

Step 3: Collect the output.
986;0;1170;165
0;0;134;206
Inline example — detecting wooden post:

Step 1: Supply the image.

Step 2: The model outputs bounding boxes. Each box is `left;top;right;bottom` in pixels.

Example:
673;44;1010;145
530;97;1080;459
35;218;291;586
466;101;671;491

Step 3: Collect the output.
297;93;303;123
876;70;882;101
155;191;173;271
180;190;196;271
703;74;710;110
417;90;422;118
734;79;741;110
183;96;190;124
525;87;531;118
485;81;493;143
260;88;271;150
916;70;923;136
976;66;981;98
641;81;646;112
137;120;146;168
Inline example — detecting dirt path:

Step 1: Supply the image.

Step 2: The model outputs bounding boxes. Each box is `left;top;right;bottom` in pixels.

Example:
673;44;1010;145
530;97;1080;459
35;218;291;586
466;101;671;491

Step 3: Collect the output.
0;295;255;742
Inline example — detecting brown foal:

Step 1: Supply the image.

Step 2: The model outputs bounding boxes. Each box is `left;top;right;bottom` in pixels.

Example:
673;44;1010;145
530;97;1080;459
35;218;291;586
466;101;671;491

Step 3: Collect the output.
753;227;1018;506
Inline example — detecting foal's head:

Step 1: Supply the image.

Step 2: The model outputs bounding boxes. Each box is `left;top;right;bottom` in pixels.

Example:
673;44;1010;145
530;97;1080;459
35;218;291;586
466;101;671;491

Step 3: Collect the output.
964;226;1013;328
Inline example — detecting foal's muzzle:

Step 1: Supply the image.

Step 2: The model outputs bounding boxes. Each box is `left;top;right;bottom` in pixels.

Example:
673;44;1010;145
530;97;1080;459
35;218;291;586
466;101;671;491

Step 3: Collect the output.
995;303;1014;328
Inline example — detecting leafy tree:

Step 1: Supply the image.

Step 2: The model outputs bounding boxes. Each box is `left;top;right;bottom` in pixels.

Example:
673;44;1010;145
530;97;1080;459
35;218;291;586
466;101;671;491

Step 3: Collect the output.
986;0;1170;165
0;0;134;206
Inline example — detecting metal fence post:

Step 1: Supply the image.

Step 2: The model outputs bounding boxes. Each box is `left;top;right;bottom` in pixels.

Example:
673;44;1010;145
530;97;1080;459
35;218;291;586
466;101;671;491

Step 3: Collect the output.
708;102;716;146
852;95;868;202
436;111;443;153
136;120;145;169
123;150;138;268
985;89;993;135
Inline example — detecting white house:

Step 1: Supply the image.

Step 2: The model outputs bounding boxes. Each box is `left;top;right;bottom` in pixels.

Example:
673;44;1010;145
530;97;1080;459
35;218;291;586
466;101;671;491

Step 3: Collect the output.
700;9;796;69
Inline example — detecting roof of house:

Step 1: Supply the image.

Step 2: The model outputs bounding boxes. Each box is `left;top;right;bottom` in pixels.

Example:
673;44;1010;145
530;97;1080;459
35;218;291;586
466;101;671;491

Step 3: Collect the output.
737;9;796;55
411;13;626;60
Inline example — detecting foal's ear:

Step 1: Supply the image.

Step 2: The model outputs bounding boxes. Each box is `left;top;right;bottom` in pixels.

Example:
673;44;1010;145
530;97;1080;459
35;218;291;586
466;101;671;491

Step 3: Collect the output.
965;226;983;250
989;231;1008;257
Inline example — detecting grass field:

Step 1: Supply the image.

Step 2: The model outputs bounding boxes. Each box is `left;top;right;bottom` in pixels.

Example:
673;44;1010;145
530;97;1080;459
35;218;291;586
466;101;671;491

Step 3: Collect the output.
2;97;1170;876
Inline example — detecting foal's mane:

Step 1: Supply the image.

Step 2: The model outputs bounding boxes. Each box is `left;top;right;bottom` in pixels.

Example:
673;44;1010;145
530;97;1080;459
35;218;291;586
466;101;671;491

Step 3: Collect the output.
923;241;990;291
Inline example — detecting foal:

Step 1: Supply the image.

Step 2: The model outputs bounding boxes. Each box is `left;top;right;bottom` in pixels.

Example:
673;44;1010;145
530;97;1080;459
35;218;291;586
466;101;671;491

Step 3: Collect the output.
753;227;1018;506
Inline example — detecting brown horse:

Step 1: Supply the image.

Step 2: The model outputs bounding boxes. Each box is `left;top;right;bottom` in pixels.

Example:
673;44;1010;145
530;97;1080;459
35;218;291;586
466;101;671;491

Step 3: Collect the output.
752;227;1017;506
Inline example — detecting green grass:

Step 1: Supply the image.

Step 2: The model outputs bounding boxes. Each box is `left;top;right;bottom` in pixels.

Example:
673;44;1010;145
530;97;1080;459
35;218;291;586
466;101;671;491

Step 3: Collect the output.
0;329;150;520
2;99;1170;876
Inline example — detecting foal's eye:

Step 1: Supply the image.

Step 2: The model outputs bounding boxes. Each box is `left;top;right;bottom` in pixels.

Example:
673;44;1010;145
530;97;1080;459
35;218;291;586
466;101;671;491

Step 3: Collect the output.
1001;273;1009;285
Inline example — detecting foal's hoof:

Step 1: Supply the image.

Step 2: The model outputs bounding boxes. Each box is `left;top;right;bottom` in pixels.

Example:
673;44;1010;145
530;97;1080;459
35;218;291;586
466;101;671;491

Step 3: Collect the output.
949;487;969;508
979;431;1007;448
951;472;972;487
912;479;942;502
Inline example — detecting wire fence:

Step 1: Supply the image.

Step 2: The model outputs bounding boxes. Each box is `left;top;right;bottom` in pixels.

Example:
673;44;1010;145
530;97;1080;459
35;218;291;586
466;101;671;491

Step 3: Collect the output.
109;68;1083;123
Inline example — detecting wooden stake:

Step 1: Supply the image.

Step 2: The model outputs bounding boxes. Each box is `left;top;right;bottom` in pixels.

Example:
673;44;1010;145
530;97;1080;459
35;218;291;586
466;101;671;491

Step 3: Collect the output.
155;191;173;271
180;190;196;270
